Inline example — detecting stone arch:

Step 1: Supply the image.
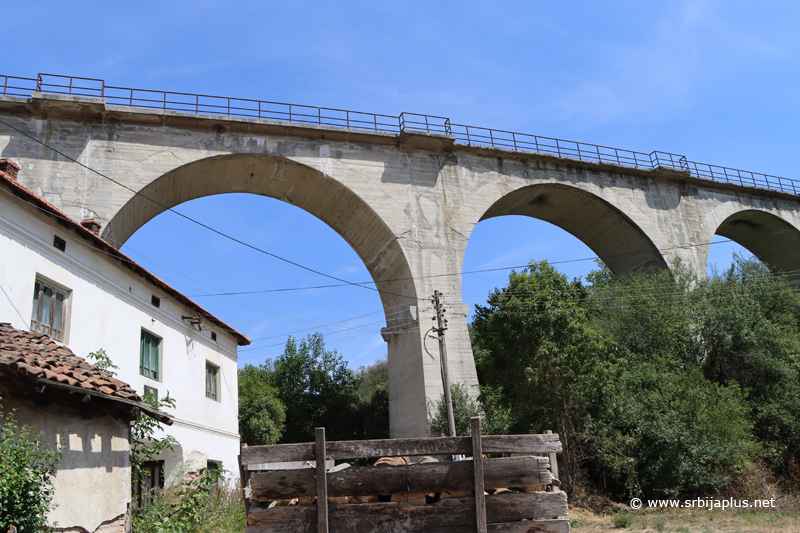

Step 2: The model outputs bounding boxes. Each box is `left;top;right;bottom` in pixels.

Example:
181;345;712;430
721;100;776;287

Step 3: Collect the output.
713;209;800;273
476;183;668;275
102;152;417;313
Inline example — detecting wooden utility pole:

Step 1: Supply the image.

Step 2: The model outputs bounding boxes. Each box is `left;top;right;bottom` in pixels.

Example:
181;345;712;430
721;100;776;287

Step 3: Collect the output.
433;290;456;437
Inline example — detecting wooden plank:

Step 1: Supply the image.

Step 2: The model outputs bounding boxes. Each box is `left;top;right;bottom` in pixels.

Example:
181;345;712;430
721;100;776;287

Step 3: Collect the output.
315;428;328;533
242;434;562;465
545;431;560;492
238;450;251;516
246;491;568;533
472;418;487;533
250;456;552;500
245;459;334;471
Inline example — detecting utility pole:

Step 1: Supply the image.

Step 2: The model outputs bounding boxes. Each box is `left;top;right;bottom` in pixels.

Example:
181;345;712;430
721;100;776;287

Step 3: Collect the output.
433;290;456;437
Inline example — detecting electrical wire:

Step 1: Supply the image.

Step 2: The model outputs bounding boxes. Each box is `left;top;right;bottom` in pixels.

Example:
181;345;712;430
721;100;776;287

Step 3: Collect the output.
0;117;423;303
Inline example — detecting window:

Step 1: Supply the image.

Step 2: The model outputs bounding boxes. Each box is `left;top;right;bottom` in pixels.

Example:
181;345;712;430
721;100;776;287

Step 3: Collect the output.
31;279;68;341
134;460;164;507
205;362;219;401
143;385;159;400
140;330;161;380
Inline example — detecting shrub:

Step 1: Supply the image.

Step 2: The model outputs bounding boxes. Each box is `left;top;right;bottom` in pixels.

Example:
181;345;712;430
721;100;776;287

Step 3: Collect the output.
132;467;245;533
0;397;63;533
612;511;632;528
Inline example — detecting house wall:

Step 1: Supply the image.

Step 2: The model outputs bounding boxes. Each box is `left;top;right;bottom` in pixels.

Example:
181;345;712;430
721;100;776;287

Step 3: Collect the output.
0;187;241;482
3;397;131;533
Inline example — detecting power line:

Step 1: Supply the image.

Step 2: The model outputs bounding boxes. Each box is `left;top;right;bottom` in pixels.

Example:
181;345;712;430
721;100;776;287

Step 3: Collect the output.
0;117;422;303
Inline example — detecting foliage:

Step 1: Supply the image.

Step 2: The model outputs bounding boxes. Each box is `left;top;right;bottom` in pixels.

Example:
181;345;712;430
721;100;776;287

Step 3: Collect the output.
468;256;798;498
612;511;632;528
87;348;120;376
428;382;510;437
355;357;388;404
472;260;612;489
352;357;390;439
0;397;63;533
132;392;177;478
428;382;482;437
238;364;286;446
132;468;245;533
591;360;756;497
262;333;361;443
697;257;800;470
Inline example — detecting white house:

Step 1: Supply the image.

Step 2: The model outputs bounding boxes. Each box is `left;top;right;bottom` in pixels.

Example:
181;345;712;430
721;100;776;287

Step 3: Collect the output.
0;158;249;491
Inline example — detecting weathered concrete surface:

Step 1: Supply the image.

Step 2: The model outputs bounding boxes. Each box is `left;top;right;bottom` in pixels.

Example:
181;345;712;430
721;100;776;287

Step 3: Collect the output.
2;93;800;437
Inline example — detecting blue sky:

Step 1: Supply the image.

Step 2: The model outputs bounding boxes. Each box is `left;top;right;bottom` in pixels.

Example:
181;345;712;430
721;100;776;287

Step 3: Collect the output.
5;1;799;369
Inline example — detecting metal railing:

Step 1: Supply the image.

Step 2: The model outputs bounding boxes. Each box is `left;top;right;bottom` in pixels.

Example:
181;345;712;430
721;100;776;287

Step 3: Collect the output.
1;73;796;195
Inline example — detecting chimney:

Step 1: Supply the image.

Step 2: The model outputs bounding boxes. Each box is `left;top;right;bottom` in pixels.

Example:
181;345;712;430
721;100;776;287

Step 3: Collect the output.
0;159;20;180
80;218;102;235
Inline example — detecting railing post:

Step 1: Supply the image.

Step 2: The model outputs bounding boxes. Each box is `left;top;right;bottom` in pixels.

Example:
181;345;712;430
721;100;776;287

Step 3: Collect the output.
289;104;293;123
315;427;329;533
36;73;43;93
196;94;199;115
163;91;167;111
512;132;518;151
471;417;487;533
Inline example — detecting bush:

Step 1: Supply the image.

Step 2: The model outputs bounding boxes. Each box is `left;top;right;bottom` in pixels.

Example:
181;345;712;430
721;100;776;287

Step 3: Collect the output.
132;467;245;533
592;361;757;498
0;397;62;533
612;511;632;528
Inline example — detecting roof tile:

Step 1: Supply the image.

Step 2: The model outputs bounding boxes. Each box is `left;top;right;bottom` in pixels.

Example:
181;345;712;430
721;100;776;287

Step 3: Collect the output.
0;323;142;403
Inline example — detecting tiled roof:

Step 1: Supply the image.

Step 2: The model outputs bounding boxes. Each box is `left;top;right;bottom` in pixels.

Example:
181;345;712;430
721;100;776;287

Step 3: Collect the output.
0;163;249;346
0;322;142;401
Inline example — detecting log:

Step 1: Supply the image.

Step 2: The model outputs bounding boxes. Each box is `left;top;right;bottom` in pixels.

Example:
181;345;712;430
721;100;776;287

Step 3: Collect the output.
241;434;562;465
246;491;568;533
250;456;552;500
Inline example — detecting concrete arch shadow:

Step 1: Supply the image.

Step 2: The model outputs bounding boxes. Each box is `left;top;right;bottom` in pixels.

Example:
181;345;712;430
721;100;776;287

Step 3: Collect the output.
478;183;667;275
714;209;800;273
102;153;417;312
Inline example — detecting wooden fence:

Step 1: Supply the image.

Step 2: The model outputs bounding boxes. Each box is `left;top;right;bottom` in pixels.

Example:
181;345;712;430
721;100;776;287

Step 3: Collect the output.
239;418;569;532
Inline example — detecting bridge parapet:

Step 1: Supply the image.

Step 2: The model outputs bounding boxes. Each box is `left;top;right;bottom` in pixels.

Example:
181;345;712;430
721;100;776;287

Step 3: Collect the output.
1;72;795;195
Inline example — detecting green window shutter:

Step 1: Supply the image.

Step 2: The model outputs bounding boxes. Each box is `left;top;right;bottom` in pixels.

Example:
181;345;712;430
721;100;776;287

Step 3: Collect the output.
140;331;161;380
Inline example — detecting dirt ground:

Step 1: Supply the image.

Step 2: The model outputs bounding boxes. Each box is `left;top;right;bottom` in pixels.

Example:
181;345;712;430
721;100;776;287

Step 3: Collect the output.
567;505;800;532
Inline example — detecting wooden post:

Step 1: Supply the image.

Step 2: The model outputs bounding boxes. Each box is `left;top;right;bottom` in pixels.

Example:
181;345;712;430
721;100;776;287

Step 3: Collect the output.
545;430;560;492
238;445;251;516
315;428;329;533
471;417;487;533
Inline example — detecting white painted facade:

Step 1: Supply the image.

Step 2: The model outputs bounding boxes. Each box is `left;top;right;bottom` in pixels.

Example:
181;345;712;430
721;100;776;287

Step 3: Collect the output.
0;177;244;484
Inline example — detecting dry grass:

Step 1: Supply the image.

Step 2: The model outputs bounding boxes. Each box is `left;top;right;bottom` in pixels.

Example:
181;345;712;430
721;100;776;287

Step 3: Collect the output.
568;501;800;532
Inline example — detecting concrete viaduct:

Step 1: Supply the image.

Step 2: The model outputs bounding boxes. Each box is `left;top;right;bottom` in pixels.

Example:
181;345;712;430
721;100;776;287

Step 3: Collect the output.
2;83;800;438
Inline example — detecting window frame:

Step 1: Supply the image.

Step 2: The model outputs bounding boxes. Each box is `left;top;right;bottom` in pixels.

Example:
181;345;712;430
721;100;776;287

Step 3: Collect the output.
140;329;162;381
135;460;164;508
30;276;70;342
205;361;219;401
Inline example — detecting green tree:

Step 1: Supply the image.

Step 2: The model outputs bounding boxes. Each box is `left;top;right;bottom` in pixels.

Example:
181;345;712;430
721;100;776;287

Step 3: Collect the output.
238;364;285;446
0;397;63;533
352;357;390;439
264;333;361;443
697;256;800;470
472;260;611;489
